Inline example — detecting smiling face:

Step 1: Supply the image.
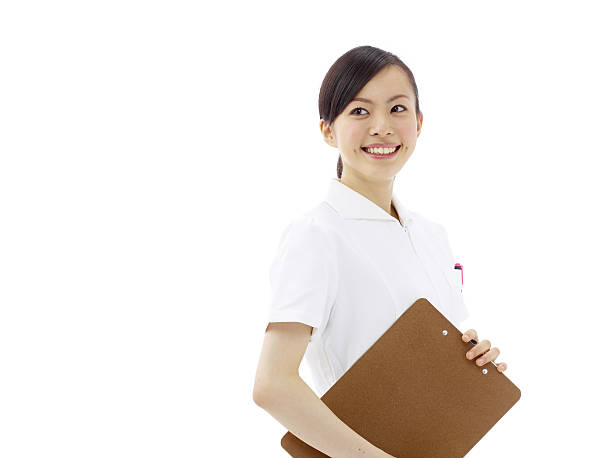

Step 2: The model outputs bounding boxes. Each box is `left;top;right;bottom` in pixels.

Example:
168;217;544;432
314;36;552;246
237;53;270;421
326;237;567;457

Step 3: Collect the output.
321;64;423;181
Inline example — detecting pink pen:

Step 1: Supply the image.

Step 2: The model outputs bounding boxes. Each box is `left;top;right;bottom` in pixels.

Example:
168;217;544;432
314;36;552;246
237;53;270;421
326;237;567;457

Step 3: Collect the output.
454;263;463;290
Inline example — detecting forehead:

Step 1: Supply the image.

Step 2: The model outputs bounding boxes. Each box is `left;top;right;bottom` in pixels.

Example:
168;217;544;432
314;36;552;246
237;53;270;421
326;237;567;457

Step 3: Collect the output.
352;65;413;103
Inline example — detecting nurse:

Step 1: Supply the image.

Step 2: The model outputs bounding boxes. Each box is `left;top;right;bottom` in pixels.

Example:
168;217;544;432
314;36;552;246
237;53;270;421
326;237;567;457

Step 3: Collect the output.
253;45;508;458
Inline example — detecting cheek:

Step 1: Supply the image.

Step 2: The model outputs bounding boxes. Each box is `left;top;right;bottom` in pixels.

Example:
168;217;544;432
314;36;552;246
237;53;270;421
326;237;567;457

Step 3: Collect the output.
345;125;366;147
398;124;417;143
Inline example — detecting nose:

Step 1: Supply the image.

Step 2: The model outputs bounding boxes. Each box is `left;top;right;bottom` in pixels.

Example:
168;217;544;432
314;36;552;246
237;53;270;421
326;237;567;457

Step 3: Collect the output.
369;114;393;136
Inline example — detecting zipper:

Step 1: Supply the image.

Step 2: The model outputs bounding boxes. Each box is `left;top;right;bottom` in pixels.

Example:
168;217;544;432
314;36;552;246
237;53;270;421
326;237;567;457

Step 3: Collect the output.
398;220;413;246
398;220;443;307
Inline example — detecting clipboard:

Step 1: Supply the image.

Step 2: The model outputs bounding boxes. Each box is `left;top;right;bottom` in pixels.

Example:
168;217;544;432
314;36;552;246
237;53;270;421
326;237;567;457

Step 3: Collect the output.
280;298;521;457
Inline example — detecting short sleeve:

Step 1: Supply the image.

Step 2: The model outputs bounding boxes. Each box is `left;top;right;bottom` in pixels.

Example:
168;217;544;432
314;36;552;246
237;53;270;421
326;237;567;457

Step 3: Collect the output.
267;217;338;339
437;224;470;327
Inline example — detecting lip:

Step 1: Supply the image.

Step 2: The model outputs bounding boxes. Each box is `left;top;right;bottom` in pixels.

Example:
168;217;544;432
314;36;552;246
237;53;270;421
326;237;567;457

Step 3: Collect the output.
362;143;400;148
361;144;401;159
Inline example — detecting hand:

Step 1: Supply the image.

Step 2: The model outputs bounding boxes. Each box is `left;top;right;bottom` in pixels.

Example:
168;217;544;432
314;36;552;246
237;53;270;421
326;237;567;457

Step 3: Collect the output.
462;329;508;373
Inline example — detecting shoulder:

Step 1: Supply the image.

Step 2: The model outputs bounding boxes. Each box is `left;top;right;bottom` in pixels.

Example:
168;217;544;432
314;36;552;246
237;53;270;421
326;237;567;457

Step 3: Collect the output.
292;201;344;238
278;211;334;253
304;200;343;225
273;203;344;257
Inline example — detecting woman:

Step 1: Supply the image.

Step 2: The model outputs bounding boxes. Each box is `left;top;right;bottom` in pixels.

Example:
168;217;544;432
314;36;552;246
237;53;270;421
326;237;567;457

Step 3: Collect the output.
253;45;508;458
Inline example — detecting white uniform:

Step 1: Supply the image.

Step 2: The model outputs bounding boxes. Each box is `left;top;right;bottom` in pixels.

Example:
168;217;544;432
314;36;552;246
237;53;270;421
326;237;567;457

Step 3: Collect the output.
266;177;469;396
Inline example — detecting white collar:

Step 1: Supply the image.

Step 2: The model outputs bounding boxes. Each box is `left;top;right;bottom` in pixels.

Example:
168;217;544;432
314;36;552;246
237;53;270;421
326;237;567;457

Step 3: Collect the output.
324;178;415;226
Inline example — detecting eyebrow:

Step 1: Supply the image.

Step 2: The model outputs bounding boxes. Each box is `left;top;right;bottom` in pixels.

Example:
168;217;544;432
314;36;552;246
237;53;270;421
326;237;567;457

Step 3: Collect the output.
351;94;411;104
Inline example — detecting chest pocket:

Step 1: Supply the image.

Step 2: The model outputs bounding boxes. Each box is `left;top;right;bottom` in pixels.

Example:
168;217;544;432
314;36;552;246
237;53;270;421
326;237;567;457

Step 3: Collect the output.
450;265;463;294
441;261;462;295
440;261;469;326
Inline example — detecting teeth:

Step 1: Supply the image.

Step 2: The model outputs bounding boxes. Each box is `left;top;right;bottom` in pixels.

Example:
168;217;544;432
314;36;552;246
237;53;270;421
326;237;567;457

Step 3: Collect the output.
364;146;398;155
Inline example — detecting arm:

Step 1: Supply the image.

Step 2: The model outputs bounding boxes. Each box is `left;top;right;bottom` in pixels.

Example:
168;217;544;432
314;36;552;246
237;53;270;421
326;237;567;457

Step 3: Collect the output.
253;322;394;458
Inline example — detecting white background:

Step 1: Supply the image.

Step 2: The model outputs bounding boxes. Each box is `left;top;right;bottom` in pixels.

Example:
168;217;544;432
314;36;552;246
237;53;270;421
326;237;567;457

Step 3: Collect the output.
1;1;611;456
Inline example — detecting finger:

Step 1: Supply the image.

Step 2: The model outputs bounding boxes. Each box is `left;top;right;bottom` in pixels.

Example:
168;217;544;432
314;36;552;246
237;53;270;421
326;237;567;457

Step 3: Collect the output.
475;347;500;366
466;339;490;359
461;329;478;342
466;339;491;360
496;362;507;372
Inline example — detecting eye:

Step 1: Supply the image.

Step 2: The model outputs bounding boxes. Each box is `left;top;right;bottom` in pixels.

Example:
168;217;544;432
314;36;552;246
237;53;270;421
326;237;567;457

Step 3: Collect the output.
350;105;407;115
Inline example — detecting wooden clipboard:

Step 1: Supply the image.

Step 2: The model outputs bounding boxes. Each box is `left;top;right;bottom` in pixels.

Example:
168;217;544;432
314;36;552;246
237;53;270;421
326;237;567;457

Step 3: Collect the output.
280;298;521;457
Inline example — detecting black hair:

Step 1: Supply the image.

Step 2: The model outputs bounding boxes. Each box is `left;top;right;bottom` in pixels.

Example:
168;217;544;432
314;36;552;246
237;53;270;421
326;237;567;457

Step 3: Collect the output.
318;45;422;179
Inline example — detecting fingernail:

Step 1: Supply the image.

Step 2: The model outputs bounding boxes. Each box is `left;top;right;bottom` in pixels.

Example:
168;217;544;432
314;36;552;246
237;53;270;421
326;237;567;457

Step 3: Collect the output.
477;359;484;365
466;352;473;358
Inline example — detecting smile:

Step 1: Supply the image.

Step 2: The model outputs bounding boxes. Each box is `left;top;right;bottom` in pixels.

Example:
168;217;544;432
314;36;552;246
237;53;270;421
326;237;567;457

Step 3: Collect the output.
361;145;400;159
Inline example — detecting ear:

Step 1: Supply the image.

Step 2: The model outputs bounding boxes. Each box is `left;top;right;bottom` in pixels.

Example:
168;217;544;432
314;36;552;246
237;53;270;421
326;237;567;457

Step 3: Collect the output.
416;111;424;138
319;119;337;148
